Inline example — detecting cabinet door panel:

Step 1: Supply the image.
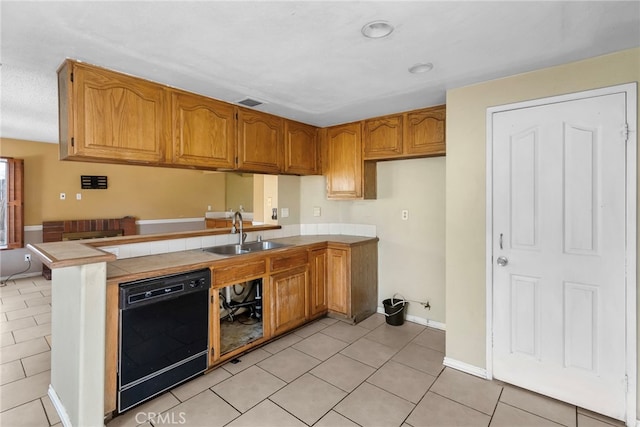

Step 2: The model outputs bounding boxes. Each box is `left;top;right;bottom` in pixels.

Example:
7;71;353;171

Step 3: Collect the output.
327;248;349;315
405;106;446;156
284;121;319;175
363;115;403;159
271;266;309;335
172;92;235;168
309;249;328;317
73;64;167;162
326;123;363;199
237;109;283;173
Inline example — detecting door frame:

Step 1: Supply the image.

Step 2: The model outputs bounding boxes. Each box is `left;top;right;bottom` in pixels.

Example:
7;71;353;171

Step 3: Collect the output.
485;83;637;424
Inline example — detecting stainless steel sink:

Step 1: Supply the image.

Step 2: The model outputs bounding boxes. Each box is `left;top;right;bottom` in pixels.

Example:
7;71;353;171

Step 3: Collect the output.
203;241;290;256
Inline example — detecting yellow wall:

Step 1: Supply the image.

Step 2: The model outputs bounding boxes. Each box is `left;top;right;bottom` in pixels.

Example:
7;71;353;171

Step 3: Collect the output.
445;47;639;403
225;173;254;212
0;138;227;225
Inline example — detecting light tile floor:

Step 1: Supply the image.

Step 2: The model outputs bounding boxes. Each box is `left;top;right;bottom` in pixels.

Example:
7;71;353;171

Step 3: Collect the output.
0;276;627;427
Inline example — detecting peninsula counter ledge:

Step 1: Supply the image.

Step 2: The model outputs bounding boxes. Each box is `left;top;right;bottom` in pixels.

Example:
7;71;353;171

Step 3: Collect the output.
27;231;378;427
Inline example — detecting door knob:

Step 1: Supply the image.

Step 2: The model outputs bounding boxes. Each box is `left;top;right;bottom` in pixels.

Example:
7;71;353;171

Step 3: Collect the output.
496;256;509;266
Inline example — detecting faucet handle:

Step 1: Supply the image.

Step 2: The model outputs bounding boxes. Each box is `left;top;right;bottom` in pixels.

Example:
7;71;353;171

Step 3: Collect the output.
257;235;263;242
231;225;237;234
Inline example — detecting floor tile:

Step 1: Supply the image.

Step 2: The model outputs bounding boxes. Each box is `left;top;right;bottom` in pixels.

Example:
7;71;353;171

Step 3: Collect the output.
577;408;625;426
5;304;51;321
1;291;45;305
411;327;445;353
430;368;502;415
257;347;321;382
25;296;52;307
334;382;414;427
292;320;329;338
0;370;50;412
490;402;563;426
500;384;576;427
1;331;15;347
367;360;436;404
13;323;51;343
340;337;398;368
41;395;61;425
314;410;360;427
406;391;490;427
21;350;51;376
170;368;231;402
310;353;375;392
0;337;50;364
225;399;306;427
0;316;36;334
0;359;25;385
356;313;386;330
33;313;51;325
577;413;624;427
155;390;239;427
0;288;21;298
292;332;348;360
317;317;340;326
260;332;303;354
0;301;28;314
391;342;444;376
270;373;347;425
320;321;370;343
0;399;49;427
107;391;181;427
212;365;285;413
221;348;271;375
363;323;423;349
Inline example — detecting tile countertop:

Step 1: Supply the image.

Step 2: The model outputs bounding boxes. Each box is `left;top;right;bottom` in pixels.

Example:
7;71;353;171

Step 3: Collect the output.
104;235;378;283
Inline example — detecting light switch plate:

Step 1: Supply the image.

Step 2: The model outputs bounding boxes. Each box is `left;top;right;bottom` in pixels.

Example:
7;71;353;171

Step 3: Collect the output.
313;207;321;217
281;207;289;218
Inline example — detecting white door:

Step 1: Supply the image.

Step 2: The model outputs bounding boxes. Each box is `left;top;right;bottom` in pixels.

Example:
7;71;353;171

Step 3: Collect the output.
492;92;629;420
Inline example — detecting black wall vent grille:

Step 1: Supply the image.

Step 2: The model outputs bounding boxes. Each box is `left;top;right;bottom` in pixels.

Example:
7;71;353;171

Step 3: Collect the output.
81;175;108;189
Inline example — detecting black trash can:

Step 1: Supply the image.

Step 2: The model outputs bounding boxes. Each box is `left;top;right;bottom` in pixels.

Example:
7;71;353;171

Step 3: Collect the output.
382;294;407;326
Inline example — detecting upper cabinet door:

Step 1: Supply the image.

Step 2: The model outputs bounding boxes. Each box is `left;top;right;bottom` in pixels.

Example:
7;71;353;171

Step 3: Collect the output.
404;105;446;156
237;108;284;173
64;61;168;163
363;114;403;160
284;120;319;175
325;123;363;199
171;92;236;169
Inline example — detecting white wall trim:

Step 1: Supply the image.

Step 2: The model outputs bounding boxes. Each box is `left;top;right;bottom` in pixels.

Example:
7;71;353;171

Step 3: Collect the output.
486;82;637;425
375;306;445;330
24;225;43;232
443;357;489;379
48;385;72;427
136;218;204;225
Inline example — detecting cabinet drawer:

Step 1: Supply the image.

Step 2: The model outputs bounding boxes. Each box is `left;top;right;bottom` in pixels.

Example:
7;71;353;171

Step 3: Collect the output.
270;250;309;272
213;259;266;285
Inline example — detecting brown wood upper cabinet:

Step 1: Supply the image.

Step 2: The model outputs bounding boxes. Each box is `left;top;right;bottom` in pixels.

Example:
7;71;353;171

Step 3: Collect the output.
171;91;236;169
236;108;284;173
324;122;376;200
363;105;446;160
58;60;168;164
284;120;319;175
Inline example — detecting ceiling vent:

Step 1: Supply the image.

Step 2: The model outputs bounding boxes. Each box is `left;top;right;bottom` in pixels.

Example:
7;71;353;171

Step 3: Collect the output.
237;98;263;107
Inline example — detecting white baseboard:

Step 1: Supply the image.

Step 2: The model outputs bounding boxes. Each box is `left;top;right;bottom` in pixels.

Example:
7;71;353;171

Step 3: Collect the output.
48;384;72;427
375;307;446;330
443;357;489;379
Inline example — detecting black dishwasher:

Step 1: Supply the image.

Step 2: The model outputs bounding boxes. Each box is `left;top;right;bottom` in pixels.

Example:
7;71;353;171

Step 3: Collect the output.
118;269;210;413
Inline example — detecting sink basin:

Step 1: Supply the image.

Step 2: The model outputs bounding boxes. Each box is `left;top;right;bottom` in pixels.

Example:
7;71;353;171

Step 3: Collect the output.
203;241;290;256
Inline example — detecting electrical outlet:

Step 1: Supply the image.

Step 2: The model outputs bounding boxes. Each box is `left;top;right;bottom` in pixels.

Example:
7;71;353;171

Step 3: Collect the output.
401;209;409;220
76;193;82;200
59;192;66;200
281;207;289;218
24;254;31;262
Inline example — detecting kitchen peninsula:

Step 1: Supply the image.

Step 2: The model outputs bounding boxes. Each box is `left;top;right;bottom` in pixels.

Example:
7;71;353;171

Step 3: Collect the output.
27;227;378;426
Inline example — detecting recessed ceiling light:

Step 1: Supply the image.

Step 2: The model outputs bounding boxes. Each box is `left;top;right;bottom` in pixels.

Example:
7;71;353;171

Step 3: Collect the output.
361;20;394;39
408;62;434;74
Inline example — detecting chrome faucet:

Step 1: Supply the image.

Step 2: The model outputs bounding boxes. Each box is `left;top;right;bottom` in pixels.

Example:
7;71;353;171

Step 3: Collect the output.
231;211;247;244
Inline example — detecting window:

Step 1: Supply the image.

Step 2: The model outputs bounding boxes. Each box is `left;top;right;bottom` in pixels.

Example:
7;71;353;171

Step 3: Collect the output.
0;157;24;249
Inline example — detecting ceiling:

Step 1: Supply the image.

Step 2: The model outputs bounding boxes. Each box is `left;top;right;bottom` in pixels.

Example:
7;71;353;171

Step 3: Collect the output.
1;1;639;144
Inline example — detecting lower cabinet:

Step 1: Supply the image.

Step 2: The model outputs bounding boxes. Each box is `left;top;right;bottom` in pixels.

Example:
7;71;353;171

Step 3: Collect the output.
270;265;309;335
